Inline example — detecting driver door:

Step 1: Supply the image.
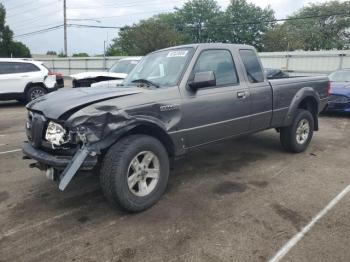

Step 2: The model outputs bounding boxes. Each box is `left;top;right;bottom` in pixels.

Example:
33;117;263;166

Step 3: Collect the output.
180;49;251;148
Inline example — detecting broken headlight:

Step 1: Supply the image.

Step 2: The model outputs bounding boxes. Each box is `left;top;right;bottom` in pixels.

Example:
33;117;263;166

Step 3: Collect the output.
45;121;68;146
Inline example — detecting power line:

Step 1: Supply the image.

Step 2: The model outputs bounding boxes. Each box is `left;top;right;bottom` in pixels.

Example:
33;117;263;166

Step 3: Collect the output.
6;0;41;11
7;1;60;18
77;8;177;20
13;11;350;39
15;25;64;38
8;9;62;28
68;24;123;29
67;0;186;10
13;21;62;32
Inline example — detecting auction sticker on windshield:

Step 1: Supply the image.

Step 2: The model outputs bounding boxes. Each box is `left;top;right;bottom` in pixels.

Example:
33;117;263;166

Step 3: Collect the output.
167;50;188;58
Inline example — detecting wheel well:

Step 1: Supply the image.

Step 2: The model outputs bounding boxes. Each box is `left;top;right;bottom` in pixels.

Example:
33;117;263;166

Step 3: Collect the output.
298;96;319;130
122;124;175;158
24;82;47;95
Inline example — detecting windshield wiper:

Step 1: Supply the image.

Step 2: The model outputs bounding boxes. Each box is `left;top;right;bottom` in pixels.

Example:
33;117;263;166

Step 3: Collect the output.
131;79;160;88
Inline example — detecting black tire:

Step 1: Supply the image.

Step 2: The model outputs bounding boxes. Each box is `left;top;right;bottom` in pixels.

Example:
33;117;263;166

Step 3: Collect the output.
100;135;170;212
280;109;314;153
26;85;47;103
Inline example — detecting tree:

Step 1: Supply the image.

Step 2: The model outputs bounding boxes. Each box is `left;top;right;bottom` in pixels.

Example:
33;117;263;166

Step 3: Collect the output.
46;51;57;56
106;14;185;56
72;52;89;57
0;3;31;57
263;1;350;51
174;0;222;43
214;0;275;50
57;51;67;57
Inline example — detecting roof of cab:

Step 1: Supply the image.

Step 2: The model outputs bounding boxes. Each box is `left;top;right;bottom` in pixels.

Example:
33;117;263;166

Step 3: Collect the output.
158;43;255;52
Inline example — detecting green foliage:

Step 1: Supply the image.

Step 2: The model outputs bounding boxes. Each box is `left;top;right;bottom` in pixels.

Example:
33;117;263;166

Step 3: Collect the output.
58;51;67;57
263;1;350;51
174;0;222;43
72;52;89;57
218;0;275;50
0;3;31;57
107;0;276;54
46;51;57;55
106;14;185;56
107;0;350;54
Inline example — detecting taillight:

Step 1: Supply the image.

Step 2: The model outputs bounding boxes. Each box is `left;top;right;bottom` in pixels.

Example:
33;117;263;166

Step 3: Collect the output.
327;81;331;96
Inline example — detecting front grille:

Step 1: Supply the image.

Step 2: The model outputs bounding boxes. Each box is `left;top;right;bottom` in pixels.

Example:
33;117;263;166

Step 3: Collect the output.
26;111;46;148
329;95;349;104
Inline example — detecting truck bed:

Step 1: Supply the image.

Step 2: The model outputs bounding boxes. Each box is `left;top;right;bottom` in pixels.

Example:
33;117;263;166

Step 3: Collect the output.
269;76;329;128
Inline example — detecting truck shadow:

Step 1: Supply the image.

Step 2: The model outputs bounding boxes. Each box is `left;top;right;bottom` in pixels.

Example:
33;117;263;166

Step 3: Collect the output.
3;131;281;239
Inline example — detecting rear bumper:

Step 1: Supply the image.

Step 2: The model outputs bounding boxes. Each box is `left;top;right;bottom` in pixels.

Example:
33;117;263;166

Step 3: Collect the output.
325;103;350;112
22;142;97;170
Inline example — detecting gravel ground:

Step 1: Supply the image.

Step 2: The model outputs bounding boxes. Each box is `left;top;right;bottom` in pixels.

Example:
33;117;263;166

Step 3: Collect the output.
0;100;349;262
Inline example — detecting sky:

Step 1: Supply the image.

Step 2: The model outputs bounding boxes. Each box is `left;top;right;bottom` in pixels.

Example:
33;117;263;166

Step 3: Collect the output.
2;0;331;55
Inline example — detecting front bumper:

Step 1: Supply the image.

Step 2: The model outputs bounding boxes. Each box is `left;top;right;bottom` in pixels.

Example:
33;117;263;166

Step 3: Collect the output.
22;142;97;170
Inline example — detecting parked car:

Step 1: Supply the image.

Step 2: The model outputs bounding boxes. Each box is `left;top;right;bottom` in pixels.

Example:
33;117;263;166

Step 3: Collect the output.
325;69;350;113
265;68;289;79
71;57;141;88
23;43;329;212
0;59;61;103
90;79;123;88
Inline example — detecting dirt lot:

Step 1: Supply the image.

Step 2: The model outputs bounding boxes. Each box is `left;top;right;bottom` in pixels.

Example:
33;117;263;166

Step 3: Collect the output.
0;100;349;262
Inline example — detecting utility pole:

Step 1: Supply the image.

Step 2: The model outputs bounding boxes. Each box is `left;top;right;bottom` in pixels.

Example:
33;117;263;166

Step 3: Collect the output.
63;0;67;56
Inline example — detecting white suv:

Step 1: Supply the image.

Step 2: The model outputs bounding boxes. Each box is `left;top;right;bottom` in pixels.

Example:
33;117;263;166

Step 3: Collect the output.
0;59;58;103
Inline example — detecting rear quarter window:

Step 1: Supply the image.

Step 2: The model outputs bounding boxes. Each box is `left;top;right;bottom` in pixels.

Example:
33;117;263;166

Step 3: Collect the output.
0;62;40;74
239;49;265;83
17;63;41;73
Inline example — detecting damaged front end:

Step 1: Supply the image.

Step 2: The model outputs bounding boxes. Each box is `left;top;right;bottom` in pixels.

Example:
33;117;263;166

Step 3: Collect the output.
23;110;99;190
22;86;181;191
23;104;156;191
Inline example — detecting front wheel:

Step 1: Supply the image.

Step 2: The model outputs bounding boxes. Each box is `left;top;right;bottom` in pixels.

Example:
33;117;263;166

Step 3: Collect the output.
280;109;314;153
26;85;47;102
100;135;170;212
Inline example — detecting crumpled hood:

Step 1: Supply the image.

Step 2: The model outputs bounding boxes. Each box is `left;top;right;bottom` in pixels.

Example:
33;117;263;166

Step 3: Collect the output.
70;71;127;80
330;82;350;97
27;87;143;119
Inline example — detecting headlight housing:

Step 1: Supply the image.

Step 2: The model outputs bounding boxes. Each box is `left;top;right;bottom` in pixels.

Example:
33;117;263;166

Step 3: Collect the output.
45;121;68;146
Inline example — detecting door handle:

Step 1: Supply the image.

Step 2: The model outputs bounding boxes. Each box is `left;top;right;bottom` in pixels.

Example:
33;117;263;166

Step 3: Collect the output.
237;91;247;99
21;75;30;77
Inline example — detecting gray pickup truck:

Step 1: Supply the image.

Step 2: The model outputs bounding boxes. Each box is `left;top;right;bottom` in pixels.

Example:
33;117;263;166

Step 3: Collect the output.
23;44;329;212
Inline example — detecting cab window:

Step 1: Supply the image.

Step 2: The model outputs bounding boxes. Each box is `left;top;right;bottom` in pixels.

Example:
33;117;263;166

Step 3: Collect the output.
239;49;264;83
192;49;239;87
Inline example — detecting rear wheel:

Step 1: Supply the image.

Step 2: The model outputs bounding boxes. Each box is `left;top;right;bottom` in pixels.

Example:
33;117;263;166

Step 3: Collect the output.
26;85;47;103
100;135;170;212
280;109;314;153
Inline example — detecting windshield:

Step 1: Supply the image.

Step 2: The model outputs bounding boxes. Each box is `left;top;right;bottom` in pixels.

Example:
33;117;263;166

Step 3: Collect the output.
123;48;194;87
109;60;139;74
329;71;350;82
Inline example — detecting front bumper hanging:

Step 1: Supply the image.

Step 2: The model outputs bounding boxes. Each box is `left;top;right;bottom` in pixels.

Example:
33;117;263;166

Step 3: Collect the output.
23;142;98;190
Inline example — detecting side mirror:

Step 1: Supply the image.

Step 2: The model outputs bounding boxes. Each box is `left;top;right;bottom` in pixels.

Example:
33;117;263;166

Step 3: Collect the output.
189;71;216;90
